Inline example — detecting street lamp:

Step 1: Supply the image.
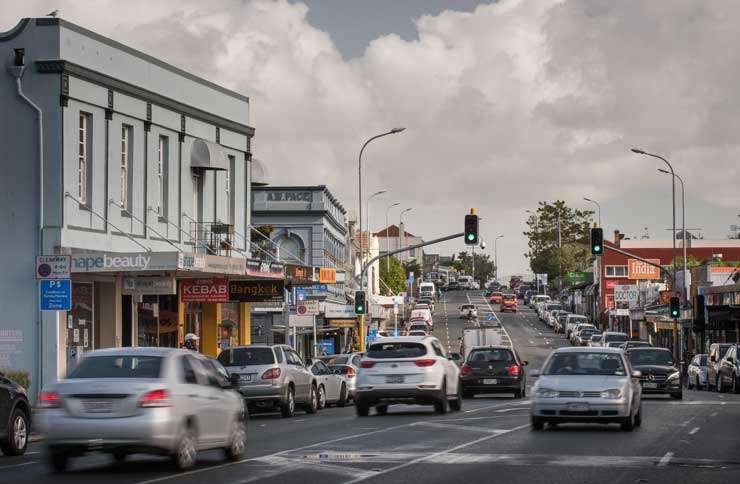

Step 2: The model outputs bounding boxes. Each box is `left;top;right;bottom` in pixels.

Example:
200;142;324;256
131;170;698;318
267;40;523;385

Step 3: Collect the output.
659;168;687;302
365;189;386;298
385;202;400;271
399;208;413;260
494;235;504;281
583;197;601;227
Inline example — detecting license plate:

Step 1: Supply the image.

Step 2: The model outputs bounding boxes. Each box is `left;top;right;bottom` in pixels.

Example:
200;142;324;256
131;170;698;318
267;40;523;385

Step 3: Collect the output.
83;400;114;413
386;375;404;384
240;374;254;382
567;403;590;412
483;379;499;385
642;382;658;389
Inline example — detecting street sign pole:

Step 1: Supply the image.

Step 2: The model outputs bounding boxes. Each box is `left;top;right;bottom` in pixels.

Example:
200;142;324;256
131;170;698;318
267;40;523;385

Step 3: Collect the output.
313;314;317;358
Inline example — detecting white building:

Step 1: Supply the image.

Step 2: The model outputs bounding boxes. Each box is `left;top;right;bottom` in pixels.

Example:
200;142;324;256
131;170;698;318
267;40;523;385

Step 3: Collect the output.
0;18;257;397
374;224;424;263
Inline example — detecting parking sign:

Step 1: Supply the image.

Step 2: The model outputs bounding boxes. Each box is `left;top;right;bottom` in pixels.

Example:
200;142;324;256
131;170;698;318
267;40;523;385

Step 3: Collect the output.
40;279;72;311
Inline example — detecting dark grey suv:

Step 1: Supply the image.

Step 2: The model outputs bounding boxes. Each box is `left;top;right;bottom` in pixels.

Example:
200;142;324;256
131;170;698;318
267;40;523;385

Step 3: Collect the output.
218;345;318;417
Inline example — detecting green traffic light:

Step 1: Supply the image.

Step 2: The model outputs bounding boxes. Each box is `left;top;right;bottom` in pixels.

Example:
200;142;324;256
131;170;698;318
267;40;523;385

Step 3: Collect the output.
594;245;601;252
467;234;474;241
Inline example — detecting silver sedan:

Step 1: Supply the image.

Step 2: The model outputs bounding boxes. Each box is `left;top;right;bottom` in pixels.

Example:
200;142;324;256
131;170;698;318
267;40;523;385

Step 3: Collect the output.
530;347;642;431
36;347;247;472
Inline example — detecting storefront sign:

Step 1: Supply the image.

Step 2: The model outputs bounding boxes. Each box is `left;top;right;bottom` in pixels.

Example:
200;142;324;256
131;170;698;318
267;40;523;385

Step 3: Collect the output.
288;314;314;328
565;271;588;284
201;255;246;275
71;251;180;272
177;253;206;270
228;280;284;302
297;284;329;299
36;255;71;279
628;258;661;280
123;276;177;295
615;308;630;316
605;280;618;289
246;258;285;279
181;278;229;302
296;300;319;316
614;284;639;309
328;319;357;328
267;191;312;202
39;279;72;310
324;304;357;319
285;264;315;285
317;267;337;284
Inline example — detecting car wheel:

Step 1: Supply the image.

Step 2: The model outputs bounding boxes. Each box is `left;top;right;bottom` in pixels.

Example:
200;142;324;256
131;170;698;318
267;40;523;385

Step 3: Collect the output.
356;403;370;417
733;375;740;394
1;408;28;456
687;377;693;390
635;403;643;427
337;384;348;407
621;410;635;431
281;387;296;418
513;389;522;399
172;426;197;470
531;417;545;431
49;450;71;473
224;419;247;461
434;383;449;414
449;384;463;412
317;385;327;410
375;404;389;416
304;385;318;414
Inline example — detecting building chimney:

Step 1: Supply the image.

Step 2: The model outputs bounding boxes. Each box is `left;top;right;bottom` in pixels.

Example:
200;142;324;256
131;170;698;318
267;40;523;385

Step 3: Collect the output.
613;230;624;247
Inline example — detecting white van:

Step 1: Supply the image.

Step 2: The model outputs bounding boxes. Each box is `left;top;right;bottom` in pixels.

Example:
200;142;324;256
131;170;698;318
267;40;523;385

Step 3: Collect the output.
419;282;436;300
457;275;474;289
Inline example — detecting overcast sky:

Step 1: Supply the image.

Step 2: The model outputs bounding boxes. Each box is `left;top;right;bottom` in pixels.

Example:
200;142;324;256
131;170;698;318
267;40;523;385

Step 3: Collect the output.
2;0;739;279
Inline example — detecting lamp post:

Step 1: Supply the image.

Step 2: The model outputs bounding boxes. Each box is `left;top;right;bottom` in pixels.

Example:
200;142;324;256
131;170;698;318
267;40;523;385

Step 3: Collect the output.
632;148;679;360
658;168;687;302
365;189;387;298
399;208;413;261
494;235;504;281
385;202;400;272
583;197;601;227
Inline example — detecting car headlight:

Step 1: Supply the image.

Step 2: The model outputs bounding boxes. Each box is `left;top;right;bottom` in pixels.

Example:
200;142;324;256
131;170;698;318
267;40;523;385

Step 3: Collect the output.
535;388;559;398
600;389;622;399
667;371;680;381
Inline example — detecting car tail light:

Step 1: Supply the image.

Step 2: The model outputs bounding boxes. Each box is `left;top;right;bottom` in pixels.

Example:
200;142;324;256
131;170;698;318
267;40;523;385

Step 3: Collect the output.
345;367;357;377
261;368;282;380
415;359;436;367
38;391;62;408
360;361;375;368
139;389;171;408
461;364;472;376
507;365;520;376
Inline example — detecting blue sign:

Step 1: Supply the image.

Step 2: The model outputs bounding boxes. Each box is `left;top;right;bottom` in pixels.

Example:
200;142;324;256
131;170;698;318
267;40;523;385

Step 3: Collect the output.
366;329;378;345
486;313;495;321
317;339;335;355
40;279;72;311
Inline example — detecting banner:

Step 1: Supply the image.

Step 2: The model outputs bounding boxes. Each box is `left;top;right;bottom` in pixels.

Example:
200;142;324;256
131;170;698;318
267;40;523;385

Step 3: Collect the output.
245;258;284;279
181;278;229;302
614;284;639;309
318;267;337;284
285;264;314;285
628;258;661;280
228;280;284;302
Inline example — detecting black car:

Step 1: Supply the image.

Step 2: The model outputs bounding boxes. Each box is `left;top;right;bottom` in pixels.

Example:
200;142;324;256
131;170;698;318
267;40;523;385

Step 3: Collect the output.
0;372;31;456
626;348;681;399
716;344;740;393
460;346;528;398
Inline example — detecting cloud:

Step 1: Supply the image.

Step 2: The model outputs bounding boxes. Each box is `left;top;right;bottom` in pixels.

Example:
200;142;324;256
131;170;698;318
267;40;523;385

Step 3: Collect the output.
2;0;738;276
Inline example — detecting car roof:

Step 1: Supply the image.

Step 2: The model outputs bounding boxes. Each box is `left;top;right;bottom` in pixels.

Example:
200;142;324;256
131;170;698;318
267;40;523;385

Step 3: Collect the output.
368;336;435;344
85;347;186;357
626;346;670;352
468;345;514;351
553;346;624;354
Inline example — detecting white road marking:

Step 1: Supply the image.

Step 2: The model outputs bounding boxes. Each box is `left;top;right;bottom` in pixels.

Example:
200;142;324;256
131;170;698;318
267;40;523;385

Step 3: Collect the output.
710;411;718;417
680;416;696;427
0;461;38;470
688;427;700;435
657;452;674;467
411;421;511;434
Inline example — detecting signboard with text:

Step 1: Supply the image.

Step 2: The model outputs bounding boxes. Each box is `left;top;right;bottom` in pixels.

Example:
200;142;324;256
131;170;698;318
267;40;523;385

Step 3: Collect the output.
318;267;337;284
614;284;639;309
181;278;229;302
324;304;357;319
245;259;285;279
288;314;314;328
36;255;71;279
565;271;588;284
40;279;71;310
228;280;284;302
123;276;177;295
285;264;315;285
296;300;320;316
628;258;661;280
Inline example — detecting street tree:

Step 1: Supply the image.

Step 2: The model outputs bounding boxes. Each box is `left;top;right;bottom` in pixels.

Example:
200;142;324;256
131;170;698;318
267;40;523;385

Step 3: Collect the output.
451;251;495;287
379;256;406;295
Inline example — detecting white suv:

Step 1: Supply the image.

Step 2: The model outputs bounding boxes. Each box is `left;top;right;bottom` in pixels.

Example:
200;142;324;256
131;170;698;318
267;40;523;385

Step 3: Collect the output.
355;336;462;416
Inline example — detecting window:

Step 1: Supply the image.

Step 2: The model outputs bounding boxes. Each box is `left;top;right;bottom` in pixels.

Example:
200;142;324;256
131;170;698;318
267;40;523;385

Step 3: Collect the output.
180;355;198;384
78;113;92;205
274;347;284;363
120;125;133;210
605;265;628;277
67;355;163;379
217;347;274;366
227;155;235;224
156;135;169;216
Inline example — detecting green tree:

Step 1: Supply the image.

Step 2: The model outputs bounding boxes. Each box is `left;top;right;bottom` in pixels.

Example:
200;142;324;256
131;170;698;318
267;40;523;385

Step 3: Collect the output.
403;260;422;280
524;201;594;285
451;251;495;287
379;256;406;295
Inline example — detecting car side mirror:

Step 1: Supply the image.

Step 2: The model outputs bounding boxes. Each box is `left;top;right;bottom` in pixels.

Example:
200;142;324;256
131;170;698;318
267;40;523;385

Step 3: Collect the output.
529;369;540;377
631;370;642;379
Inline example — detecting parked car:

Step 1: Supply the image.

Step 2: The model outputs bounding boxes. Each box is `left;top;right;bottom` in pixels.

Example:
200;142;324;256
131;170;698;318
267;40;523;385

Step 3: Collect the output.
523;290;536;305
547;309;568;328
716;344;740;393
530;294;550;310
541;303;562;323
0;371;30;456
355;336;462;416
447;281;461;291
601;332;629;348
575;329;597;346
501;294;518;312
564;315;590;339
307;360;350;408
218;344;318;418
460;346;528;398
408;322;430;335
37;347;247;472
570;324;597;345
686;354;708;390
707;343;734;391
490;292;503;305
318;353;364;370
328;364;358;400
625;347;682;399
620;341;651;350
459;304;478;319
530;347;643;431
555;313;571;333
417;298;435;312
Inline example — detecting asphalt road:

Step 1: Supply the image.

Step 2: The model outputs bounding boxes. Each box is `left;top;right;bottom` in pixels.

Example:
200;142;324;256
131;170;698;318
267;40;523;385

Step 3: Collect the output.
4;290;740;483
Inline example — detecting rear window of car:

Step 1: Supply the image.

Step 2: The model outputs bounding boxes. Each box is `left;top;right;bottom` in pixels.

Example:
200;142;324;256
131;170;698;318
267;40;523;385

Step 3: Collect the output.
627;349;674;366
462;304;475;309
367;342;428;359
468;348;514;363
603;333;628;343
503;294;516;300
321;355;349;365
218;347;275;366
546;304;562;311
329;365;354;374
67;355;163;379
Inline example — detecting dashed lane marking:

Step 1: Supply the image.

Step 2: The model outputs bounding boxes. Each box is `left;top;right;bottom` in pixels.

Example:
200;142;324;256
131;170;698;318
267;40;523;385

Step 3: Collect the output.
688;427;700;435
657;452;674;467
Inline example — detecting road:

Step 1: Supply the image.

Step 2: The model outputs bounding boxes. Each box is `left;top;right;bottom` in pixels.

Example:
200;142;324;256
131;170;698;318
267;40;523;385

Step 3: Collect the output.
3;290;740;483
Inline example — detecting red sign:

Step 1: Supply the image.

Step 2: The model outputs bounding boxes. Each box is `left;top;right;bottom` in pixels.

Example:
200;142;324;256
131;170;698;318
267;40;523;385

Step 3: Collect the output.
605;280;618;290
181;278;229;302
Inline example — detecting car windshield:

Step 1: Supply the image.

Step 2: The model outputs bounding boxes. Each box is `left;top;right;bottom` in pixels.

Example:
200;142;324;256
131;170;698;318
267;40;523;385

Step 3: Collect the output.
579;330;595;338
462;305;475;310
543;352;626;376
67;355;163;379
367;342;427;359
218;347;274;366
627;350;674;366
546;304;561;311
468;348;514;363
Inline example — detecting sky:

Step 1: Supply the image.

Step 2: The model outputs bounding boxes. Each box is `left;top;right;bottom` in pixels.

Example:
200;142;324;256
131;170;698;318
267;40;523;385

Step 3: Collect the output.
2;0;739;280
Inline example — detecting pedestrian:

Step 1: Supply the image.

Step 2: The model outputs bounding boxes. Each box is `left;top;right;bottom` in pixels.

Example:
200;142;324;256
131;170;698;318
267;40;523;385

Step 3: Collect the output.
183;333;200;351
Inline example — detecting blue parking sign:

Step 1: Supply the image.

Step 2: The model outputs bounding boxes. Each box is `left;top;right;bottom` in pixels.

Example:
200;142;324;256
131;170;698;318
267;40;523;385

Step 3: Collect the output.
40;279;72;311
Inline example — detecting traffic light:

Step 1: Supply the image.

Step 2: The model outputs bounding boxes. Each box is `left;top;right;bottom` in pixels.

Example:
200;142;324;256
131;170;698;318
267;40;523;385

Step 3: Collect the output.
464;213;479;245
669;296;680;318
355;290;366;314
590;227;603;255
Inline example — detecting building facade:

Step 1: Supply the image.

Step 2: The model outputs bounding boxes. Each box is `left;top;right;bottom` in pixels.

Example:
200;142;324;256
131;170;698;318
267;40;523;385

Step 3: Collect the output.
374;224;423;263
0;18;256;397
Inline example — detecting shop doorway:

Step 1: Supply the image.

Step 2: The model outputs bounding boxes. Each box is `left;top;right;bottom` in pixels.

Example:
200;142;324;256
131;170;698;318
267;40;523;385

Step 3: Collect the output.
136;295;179;348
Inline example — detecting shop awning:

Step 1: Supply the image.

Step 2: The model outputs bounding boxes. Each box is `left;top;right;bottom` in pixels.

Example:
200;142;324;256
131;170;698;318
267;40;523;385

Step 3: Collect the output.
191;139;228;171
585;283;599;296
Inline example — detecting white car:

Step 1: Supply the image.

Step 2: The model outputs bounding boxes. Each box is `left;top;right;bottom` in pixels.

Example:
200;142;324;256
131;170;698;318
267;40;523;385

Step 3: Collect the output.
570;324;597;345
407;322;430;335
564;315;590;339
355;336;462;415
459;304;478;319
307;360;350;408
530;347;643;431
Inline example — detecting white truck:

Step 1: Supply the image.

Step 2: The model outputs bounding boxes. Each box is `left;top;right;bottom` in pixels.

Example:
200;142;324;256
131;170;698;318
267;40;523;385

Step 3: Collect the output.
457;275;474;289
419;282;436;300
461;327;506;359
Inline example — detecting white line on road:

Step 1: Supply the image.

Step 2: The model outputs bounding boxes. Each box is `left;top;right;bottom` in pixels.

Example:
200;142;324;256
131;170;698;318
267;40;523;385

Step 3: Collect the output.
688;427;700;435
657;452;674;467
710;411;718;417
0;461;38;470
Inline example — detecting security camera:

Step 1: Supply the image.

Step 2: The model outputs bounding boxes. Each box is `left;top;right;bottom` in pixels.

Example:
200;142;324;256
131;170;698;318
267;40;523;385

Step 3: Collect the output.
480;241;487;250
